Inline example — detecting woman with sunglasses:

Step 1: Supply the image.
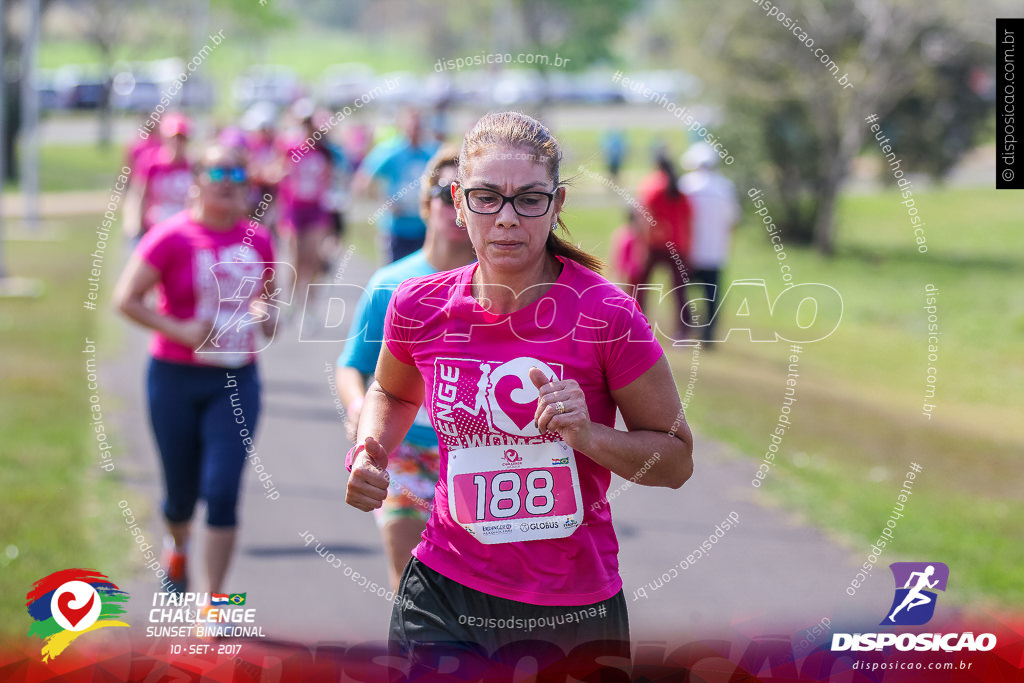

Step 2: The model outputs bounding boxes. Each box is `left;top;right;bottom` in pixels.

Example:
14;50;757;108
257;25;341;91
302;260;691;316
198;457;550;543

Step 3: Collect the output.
115;144;276;598
345;112;694;671
335;144;475;592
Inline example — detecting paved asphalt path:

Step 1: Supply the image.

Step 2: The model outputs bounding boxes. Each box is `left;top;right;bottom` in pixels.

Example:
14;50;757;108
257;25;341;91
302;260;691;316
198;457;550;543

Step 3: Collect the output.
103;245;893;652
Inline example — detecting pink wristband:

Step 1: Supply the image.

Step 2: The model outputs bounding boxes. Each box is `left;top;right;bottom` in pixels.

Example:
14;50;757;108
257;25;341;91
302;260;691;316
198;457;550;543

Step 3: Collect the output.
344;443;366;473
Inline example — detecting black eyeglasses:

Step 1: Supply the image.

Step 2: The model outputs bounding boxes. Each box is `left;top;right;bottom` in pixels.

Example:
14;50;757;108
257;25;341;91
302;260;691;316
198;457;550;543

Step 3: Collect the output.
429;182;455;206
202;166;247;184
462;187;555;217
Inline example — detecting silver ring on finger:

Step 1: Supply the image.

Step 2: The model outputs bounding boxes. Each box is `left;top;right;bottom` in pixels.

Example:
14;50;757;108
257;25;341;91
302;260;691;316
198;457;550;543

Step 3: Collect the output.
556;400;566;415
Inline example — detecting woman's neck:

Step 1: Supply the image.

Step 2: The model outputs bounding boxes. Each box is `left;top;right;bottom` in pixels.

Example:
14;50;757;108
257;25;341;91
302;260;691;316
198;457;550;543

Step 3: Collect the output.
472;252;563;315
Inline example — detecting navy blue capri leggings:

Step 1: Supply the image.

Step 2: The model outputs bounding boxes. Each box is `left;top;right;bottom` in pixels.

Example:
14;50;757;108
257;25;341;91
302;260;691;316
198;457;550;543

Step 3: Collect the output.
147;358;261;527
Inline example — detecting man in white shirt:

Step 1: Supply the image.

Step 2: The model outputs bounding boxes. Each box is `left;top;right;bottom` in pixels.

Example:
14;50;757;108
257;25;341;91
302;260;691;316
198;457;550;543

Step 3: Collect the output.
679;143;740;344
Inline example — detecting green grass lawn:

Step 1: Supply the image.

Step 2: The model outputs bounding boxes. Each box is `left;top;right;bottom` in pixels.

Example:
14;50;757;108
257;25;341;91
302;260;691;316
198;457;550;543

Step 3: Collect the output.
0;218;131;638
3;142;126;194
562;181;1024;608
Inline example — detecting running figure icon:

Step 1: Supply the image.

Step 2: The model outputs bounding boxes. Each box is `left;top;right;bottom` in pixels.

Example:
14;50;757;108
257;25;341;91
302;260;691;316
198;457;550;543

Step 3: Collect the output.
210;267;282;346
887;565;939;622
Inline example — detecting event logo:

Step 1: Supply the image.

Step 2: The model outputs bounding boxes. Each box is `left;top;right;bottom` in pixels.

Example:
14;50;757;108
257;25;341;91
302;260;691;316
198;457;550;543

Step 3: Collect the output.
25;569;130;661
199;260;295;357
833;561;996;652
883;561;948;626
503;449;522;466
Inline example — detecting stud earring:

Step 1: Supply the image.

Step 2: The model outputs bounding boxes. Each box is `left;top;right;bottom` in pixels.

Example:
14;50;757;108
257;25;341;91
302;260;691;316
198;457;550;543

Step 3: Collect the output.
456;217;464;228
551;222;558;231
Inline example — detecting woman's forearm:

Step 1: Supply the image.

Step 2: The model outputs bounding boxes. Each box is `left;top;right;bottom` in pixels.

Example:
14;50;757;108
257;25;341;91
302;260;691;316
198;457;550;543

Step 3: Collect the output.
118;296;183;343
580;423;692;489
356;381;420;460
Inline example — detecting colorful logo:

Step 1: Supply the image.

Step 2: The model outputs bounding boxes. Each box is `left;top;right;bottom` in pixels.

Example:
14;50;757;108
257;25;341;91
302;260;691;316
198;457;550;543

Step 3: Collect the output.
882;562;949;625
25;569;130;661
551;456;569;465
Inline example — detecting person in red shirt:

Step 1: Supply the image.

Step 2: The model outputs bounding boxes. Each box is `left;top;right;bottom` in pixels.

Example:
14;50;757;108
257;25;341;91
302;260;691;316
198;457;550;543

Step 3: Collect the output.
635;153;694;339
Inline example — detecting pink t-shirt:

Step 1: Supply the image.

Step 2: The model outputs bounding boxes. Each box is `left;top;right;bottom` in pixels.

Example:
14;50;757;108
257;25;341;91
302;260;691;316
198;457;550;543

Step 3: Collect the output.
126;136;161;184
280;143;332;206
136;211;276;367
611;226;646;284
141;152;192;232
384;256;664;606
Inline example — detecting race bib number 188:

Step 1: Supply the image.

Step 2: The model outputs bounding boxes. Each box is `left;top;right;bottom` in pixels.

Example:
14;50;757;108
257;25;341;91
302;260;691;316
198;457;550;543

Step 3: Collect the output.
447;441;584;544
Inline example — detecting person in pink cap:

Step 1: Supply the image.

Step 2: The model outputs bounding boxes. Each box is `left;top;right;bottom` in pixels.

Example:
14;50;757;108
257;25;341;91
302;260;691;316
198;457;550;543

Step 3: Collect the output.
345;111;694;672
138;113;194;238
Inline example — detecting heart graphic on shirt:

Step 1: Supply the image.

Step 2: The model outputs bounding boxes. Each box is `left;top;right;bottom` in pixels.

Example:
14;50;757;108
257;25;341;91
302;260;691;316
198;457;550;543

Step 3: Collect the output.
494;374;538;432
56;590;95;629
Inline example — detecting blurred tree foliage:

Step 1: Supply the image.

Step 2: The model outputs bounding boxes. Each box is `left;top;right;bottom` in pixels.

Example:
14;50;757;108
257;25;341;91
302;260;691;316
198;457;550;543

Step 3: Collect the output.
671;0;994;254
513;0;639;68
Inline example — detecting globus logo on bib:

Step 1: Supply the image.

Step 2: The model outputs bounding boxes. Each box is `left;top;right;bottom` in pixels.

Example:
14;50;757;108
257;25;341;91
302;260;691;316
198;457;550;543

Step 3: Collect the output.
831;562;996;653
520;521;560;532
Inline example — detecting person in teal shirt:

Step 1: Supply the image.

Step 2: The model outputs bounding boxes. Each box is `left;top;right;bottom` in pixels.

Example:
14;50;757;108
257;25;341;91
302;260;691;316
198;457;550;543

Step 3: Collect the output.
353;109;440;263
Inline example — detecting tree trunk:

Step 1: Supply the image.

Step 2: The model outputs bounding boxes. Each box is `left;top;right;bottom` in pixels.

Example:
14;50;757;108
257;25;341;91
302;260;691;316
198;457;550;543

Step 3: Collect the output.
3;81;19;184
98;80;112;149
812;170;840;256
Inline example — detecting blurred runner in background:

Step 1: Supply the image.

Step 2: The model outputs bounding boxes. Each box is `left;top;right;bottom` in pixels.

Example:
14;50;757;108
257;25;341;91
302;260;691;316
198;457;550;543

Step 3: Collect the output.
137;113;193;239
278;99;335;313
123;117;163;239
243;103;282;239
353;108;439;264
679;142;740;344
320;117;354;278
601;129;627;184
610;207;648;293
635;152;693;340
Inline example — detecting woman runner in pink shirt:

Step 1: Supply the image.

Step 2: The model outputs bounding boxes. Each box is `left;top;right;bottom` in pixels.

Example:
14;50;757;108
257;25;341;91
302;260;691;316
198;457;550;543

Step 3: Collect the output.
345;112;694;673
115;143;276;600
138;114;193;237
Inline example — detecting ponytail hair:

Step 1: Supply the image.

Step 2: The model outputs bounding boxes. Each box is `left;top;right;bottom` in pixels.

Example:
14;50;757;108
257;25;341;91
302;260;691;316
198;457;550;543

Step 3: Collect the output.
656;152;681;199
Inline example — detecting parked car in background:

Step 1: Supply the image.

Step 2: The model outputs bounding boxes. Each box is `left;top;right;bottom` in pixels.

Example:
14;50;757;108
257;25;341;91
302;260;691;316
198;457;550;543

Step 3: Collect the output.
234;65;304;110
54;65;108;109
318;63;375;109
